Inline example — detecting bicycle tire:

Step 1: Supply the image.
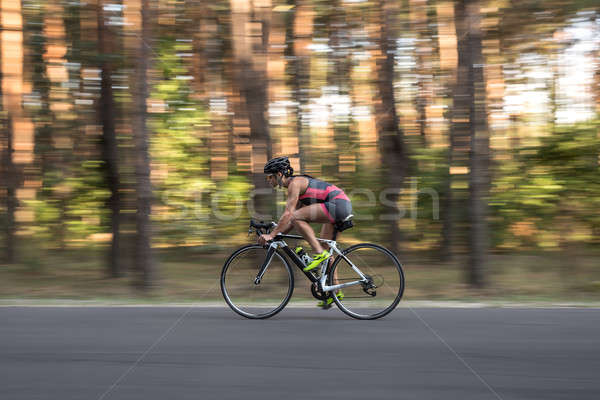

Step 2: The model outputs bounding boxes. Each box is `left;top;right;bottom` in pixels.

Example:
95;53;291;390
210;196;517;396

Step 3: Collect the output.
328;243;404;320
221;244;294;319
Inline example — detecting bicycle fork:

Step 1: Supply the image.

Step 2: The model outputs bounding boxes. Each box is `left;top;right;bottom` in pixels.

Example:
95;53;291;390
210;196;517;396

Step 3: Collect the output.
254;246;276;285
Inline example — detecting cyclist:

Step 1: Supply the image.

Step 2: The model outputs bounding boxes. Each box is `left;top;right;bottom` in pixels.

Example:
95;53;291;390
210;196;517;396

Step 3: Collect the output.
257;156;352;308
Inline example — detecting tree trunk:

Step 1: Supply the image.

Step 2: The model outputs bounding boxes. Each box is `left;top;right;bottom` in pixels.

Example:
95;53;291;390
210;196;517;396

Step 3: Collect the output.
1;0;26;263
290;0;313;174
455;0;489;287
2;116;16;263
133;0;155;288
230;0;273;220
373;0;408;256
437;0;458;261
410;0;429;145
441;59;464;263
97;0;122;277
439;141;453;261
327;1;354;180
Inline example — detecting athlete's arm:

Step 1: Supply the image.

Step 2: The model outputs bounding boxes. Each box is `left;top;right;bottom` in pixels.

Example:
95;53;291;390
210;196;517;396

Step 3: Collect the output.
281;203;304;234
268;179;301;237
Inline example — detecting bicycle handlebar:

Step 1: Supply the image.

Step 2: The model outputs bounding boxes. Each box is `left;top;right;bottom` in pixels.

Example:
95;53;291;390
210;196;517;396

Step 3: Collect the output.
250;220;276;231
249;220;277;238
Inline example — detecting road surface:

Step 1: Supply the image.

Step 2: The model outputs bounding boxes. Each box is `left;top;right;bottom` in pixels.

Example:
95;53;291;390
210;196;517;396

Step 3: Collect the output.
1;306;599;400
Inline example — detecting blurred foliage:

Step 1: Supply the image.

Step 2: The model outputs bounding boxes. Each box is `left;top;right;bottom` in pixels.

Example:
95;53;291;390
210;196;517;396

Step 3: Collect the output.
150;37;212;245
491;120;600;249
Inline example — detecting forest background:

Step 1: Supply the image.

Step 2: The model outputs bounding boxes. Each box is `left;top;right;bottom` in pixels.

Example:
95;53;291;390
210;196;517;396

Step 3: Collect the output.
1;0;599;302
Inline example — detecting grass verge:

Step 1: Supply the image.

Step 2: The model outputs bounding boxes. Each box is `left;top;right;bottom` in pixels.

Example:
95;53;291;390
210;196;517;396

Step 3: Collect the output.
1;245;599;304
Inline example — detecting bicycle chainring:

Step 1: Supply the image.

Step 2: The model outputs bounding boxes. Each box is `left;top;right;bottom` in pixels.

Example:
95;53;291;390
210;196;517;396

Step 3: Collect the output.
310;283;328;301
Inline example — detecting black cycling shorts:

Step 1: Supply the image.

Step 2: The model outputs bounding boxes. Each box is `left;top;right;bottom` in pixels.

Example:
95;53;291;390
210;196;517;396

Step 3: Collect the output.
320;199;352;224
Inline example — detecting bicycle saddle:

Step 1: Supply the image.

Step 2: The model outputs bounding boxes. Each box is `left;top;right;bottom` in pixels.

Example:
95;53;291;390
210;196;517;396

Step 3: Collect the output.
335;214;354;232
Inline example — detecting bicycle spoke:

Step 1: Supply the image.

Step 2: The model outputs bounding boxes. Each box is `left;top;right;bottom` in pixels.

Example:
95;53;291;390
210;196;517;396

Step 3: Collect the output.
221;245;293;319
330;244;404;320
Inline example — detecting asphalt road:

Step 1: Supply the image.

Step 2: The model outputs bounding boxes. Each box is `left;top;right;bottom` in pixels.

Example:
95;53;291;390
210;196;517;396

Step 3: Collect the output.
1;306;599;400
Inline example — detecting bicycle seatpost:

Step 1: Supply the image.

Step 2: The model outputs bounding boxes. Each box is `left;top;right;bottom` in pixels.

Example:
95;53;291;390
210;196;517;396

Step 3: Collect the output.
332;228;339;242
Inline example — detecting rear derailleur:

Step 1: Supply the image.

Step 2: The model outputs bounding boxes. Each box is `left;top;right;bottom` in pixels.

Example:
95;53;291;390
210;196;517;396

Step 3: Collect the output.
362;276;377;297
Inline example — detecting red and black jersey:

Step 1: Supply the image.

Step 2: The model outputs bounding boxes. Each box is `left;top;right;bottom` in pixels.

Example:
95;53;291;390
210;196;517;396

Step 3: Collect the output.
292;175;350;206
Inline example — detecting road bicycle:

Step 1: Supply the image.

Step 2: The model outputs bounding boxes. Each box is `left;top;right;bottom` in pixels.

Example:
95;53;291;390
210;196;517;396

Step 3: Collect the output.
220;218;405;320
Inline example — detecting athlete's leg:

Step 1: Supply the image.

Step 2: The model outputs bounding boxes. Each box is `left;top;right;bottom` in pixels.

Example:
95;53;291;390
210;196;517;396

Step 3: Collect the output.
320;222;339;279
290;204;330;253
319;223;335;251
319;223;335;239
317;223;342;308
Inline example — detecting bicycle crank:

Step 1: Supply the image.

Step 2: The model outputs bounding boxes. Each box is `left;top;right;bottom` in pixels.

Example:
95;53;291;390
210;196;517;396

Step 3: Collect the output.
310;282;328;301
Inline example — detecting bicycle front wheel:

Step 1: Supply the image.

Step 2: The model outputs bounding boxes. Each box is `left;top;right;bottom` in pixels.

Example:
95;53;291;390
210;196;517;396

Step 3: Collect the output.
329;243;404;320
221;244;294;319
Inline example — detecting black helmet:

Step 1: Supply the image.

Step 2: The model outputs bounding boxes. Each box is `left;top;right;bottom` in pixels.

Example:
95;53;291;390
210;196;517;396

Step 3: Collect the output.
264;156;294;177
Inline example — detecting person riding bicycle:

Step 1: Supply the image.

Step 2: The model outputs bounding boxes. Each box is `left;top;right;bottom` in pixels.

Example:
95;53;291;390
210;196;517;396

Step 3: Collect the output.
257;156;352;308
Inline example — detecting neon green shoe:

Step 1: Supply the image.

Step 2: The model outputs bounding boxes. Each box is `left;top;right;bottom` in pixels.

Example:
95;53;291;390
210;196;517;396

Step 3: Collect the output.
318;291;344;309
303;250;330;271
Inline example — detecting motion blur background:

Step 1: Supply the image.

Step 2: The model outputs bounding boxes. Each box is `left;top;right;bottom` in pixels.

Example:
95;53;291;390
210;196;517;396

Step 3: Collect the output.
1;0;599;302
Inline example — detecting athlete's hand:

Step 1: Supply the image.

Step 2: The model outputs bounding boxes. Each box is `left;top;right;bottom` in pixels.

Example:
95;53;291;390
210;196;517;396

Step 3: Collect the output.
258;233;274;246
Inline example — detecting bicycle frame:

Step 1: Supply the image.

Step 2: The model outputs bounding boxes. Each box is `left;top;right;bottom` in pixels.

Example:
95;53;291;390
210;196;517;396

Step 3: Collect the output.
254;234;369;292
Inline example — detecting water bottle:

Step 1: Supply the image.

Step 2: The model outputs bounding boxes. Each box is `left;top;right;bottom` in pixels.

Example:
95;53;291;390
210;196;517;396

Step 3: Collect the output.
295;247;313;267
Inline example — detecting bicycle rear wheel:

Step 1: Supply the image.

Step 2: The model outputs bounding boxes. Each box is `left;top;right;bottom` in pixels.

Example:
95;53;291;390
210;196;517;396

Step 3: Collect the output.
221;244;294;319
329;243;404;320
